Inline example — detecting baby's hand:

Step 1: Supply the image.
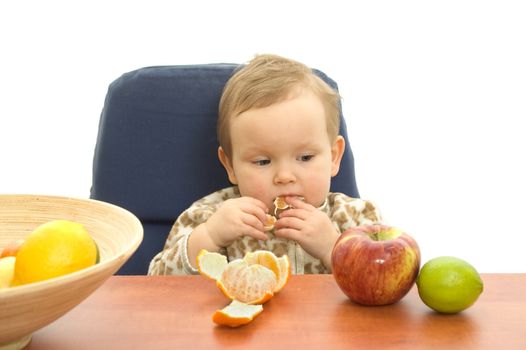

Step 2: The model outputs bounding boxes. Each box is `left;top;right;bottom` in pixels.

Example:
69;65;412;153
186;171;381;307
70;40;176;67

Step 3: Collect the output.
204;197;269;248
274;197;338;269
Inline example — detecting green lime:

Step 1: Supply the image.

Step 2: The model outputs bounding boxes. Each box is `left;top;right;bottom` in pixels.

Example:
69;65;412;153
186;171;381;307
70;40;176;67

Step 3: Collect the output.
416;256;483;314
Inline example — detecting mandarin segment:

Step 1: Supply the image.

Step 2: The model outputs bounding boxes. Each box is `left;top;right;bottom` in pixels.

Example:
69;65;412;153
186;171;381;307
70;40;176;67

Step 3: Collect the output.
243;250;281;281
273;196;289;216
263;214;277;231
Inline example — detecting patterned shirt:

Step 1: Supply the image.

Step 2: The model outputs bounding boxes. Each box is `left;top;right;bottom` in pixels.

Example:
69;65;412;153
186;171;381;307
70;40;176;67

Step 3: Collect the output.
148;186;382;275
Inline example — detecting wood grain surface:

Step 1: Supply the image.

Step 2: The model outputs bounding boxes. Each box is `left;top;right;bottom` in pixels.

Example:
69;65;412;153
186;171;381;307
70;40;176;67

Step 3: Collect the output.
27;274;526;350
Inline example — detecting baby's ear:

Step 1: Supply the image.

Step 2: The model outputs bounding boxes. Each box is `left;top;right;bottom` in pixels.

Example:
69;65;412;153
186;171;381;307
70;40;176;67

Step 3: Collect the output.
330;136;346;177
218;147;238;184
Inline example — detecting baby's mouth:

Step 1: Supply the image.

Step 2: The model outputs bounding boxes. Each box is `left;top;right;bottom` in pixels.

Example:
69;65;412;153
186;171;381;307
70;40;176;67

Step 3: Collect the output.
272;195;304;216
273;196;288;216
264;196;305;232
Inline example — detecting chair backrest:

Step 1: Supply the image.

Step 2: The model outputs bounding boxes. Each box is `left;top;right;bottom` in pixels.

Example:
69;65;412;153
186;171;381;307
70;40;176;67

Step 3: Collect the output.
90;64;360;275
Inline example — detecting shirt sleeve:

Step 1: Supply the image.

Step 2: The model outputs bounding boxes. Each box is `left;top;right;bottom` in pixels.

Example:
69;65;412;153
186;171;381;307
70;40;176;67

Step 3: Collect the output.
328;193;384;234
147;188;236;275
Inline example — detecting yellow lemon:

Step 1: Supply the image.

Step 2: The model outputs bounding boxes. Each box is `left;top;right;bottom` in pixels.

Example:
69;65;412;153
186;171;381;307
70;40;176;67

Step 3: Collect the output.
13;220;98;285
416;256;483;314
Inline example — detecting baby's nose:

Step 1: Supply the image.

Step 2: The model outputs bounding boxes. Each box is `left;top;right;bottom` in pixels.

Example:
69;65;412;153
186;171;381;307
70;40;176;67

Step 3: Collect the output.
274;166;296;184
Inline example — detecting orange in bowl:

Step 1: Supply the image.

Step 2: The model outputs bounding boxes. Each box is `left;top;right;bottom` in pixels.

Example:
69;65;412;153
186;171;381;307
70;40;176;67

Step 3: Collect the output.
13;220;99;286
0;194;143;349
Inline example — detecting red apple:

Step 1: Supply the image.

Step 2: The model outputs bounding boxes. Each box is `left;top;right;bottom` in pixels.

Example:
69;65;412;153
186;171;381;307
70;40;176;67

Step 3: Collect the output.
331;225;420;306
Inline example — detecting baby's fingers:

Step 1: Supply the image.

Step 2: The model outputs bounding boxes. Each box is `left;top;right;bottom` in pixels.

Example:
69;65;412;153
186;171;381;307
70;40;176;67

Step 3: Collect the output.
286;196;311;210
277;208;309;220
242;226;268;241
240;197;269;224
274;227;300;242
241;214;268;241
275;216;304;230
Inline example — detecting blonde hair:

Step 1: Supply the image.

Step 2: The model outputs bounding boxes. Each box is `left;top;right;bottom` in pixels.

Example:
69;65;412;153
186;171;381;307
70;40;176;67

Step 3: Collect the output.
218;54;341;158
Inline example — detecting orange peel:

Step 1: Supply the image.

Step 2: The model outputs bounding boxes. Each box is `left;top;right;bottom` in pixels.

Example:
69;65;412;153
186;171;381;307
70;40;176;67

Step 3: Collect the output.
196;249;227;280
212;300;263;327
274;255;291;293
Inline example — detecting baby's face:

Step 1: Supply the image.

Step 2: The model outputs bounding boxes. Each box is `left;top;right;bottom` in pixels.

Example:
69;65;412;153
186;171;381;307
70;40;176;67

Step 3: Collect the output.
223;90;343;210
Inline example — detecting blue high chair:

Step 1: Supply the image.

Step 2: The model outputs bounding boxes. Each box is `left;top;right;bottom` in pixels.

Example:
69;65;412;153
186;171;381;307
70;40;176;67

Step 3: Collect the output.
90;64;360;274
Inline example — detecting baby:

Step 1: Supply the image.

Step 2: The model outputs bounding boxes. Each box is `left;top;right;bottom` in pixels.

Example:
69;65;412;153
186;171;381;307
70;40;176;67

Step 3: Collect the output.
148;54;382;275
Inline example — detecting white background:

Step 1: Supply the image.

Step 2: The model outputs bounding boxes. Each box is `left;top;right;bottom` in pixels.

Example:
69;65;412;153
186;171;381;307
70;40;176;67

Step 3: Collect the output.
1;1;525;272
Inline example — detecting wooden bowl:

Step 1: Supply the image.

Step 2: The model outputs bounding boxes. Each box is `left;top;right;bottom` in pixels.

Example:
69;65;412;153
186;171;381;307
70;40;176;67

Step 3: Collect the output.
0;194;143;349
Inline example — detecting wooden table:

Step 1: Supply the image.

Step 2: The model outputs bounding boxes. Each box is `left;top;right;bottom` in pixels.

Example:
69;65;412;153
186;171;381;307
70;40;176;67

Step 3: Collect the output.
27;274;525;349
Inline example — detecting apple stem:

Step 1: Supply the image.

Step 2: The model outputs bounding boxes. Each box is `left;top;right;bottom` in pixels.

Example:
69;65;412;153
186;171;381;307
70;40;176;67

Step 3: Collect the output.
369;228;402;241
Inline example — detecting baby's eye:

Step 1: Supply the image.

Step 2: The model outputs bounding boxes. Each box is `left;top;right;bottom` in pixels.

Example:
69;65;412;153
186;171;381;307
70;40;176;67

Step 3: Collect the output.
253;159;271;166
298;154;314;162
